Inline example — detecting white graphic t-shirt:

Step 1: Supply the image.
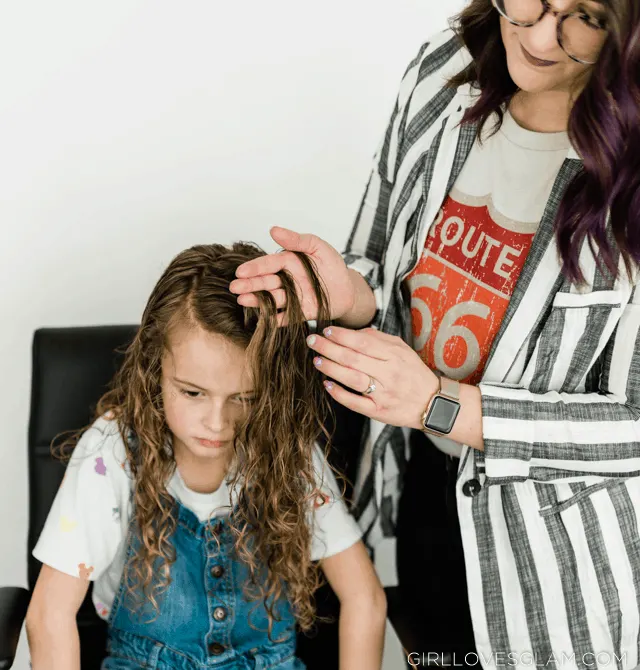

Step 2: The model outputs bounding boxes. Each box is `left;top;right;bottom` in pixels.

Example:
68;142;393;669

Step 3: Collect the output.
33;416;362;621
406;109;570;456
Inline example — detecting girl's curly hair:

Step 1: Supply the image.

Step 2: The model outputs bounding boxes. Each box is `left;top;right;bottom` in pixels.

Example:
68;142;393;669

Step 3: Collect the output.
56;241;340;636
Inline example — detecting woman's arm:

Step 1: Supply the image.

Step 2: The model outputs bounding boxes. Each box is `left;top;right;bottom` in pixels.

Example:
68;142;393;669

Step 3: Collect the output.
340;39;439;332
335;269;377;330
473;296;640;484
309;279;640;486
26;564;89;670
320;541;387;670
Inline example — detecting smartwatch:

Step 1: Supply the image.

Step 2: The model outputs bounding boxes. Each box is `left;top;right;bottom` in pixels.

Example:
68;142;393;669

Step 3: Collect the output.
421;375;461;436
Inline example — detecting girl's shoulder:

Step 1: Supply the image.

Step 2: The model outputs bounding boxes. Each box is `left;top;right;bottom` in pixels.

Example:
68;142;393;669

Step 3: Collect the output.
309;442;344;499
33;414;132;585
68;413;133;488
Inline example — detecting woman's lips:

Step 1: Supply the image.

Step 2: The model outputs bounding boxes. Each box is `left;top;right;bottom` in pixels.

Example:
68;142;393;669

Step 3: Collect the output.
197;438;227;448
520;43;557;67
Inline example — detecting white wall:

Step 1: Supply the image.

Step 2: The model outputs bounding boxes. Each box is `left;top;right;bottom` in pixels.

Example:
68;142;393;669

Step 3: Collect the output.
0;2;465;668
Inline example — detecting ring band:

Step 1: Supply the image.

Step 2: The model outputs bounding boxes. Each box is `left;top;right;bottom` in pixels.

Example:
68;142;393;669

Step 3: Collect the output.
363;376;377;396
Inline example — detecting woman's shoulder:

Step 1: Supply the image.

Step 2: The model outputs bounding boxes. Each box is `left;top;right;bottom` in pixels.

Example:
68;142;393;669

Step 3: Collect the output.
401;28;473;90
392;28;475;131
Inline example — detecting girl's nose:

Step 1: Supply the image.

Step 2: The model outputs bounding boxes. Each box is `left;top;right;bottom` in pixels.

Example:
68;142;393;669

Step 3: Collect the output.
203;402;227;433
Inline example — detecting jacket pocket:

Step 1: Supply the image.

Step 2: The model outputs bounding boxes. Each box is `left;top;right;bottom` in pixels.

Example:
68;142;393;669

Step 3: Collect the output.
537;480;622;518
521;290;624;394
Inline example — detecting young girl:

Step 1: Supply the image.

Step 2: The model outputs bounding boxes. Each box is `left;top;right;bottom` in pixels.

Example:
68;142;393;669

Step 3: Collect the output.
25;243;386;669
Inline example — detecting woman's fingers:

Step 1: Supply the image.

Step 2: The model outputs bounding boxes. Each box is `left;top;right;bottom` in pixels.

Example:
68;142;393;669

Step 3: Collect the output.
308;327;392;363
237;288;286;309
234;249;300;282
270;227;320;254
229;274;283;296
312;355;373;395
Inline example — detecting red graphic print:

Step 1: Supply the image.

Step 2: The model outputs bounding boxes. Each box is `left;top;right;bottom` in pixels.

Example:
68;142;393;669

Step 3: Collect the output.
406;195;535;385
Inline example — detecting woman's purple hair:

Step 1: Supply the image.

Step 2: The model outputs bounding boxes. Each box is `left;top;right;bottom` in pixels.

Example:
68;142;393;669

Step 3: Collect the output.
449;0;640;284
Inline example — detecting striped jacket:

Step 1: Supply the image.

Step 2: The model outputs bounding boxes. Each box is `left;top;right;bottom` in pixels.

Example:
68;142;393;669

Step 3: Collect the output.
344;29;640;669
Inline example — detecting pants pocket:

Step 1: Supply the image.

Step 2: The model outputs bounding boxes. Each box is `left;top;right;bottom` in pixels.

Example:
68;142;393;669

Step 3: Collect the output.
252;645;303;670
101;655;146;670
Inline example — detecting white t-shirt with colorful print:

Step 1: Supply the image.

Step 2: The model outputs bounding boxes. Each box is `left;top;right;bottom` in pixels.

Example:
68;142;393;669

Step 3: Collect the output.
33;415;363;621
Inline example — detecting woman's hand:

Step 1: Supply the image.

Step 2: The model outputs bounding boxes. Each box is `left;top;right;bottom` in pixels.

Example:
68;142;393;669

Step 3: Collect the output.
307;325;440;430
229;226;356;326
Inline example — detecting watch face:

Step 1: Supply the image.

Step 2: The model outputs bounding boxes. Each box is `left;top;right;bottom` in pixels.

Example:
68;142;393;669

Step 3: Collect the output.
423;396;460;434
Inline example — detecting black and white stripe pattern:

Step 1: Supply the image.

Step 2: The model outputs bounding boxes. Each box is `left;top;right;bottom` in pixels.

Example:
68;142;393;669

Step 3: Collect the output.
344;29;640;668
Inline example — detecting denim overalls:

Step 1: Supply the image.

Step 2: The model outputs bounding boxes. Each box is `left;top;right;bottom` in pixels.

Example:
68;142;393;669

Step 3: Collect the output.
102;498;305;669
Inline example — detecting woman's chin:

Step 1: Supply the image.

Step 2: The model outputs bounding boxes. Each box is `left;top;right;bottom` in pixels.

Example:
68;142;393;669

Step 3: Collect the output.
507;58;557;95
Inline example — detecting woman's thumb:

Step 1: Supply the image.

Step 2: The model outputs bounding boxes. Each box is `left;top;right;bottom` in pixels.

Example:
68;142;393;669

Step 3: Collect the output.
270;226;313;252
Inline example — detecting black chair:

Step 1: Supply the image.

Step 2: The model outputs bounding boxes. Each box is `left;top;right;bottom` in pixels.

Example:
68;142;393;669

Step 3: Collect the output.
0;326;418;669
1;326;137;669
0;325;417;669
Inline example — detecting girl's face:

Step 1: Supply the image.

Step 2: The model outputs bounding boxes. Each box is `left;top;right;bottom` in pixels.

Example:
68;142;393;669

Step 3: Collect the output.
161;323;254;468
499;0;607;95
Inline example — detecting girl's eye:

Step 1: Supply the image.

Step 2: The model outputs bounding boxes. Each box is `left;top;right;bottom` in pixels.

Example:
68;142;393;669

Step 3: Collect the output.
180;389;201;399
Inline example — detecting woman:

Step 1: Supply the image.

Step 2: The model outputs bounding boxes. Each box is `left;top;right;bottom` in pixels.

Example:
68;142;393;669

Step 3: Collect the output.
230;0;640;665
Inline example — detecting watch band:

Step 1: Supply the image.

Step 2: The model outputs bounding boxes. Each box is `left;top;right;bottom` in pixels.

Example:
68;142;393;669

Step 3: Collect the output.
439;375;460;401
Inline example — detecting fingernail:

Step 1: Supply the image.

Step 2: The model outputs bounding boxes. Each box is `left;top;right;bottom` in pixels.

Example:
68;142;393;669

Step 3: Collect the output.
307;335;316;346
324;381;333;391
324;327;332;337
314;357;322;367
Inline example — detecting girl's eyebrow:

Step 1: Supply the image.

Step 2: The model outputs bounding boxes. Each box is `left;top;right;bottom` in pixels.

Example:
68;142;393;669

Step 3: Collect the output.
172;377;255;396
173;377;207;391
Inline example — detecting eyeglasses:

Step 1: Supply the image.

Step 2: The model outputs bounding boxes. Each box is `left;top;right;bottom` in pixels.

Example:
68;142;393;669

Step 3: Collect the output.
491;0;608;65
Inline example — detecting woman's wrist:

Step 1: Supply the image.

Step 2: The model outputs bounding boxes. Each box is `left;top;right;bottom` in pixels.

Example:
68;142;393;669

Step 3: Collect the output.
335;269;377;329
448;382;484;451
416;378;485;451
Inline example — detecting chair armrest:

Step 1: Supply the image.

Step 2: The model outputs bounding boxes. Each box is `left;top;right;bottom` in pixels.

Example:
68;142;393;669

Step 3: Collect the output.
0;587;30;670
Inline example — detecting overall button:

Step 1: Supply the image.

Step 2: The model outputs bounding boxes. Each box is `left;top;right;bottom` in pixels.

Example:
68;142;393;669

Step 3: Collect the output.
208;521;223;537
211;565;224;579
213;606;228;621
208;642;226;656
462;478;481;498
